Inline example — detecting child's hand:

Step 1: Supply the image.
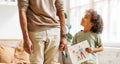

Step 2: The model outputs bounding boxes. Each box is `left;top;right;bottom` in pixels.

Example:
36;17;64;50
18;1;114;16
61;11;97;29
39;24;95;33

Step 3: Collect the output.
85;47;93;53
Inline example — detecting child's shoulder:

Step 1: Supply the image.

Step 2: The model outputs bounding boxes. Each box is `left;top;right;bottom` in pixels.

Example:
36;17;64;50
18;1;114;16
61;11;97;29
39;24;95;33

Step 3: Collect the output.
77;30;82;33
74;30;83;36
90;31;101;38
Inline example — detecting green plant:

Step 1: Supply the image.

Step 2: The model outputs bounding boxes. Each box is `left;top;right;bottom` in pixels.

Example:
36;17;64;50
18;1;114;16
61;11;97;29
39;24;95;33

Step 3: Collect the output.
66;32;72;42
64;13;73;43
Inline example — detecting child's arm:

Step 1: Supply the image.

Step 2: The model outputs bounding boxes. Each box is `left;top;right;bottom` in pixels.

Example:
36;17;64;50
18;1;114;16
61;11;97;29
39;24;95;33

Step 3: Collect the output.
93;45;104;53
85;45;104;53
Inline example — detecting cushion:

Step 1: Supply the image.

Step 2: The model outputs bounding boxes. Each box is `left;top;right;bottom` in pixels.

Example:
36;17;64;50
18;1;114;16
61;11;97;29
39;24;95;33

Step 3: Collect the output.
0;44;15;63
0;44;29;63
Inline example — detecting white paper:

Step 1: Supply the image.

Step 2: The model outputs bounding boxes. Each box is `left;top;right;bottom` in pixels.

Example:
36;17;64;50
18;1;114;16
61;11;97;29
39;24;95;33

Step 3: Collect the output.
68;40;90;64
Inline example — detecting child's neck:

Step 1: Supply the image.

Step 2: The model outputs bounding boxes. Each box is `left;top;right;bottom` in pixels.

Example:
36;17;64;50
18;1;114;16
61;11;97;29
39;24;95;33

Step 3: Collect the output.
83;28;91;32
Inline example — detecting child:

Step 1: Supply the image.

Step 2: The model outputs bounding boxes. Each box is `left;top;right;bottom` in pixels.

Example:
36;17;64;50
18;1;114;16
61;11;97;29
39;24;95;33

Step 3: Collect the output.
72;9;104;64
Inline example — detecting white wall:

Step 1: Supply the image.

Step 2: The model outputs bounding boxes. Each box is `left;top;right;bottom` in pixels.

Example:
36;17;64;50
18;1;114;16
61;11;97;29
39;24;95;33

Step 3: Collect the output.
0;5;22;39
63;0;69;13
98;47;120;64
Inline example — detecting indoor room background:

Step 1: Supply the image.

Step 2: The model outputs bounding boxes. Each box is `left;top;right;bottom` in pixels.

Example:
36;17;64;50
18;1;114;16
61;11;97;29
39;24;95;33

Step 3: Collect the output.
0;0;120;64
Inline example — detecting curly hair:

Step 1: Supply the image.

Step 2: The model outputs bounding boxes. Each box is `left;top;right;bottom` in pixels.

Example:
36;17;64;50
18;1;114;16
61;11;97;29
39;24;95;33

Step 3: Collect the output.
86;9;103;34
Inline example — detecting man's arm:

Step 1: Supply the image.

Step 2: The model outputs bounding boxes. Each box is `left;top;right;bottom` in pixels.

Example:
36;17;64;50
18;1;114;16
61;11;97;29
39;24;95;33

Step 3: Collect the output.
57;11;66;37
57;10;67;51
19;10;28;40
18;10;33;54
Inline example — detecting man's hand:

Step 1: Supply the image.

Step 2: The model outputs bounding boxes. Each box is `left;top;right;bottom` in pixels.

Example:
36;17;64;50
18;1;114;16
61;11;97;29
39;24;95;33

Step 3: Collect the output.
59;37;68;51
23;39;33;54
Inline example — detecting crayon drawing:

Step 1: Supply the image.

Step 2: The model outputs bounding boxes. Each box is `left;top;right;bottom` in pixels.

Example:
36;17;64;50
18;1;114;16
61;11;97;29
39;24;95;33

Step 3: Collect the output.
68;40;90;64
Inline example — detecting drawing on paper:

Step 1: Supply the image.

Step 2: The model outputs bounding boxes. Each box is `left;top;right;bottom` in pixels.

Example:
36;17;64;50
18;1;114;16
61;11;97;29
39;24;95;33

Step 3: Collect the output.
68;40;90;64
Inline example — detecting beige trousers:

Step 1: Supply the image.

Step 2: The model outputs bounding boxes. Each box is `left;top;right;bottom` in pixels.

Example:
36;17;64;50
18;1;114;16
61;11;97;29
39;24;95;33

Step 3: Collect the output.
29;28;60;64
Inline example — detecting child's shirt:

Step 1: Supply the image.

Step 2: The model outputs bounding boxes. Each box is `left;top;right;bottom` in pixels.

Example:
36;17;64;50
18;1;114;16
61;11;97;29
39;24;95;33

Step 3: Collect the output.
72;31;102;64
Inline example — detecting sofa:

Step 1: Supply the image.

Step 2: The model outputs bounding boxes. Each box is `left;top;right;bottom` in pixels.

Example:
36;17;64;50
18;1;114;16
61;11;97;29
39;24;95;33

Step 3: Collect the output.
0;44;29;64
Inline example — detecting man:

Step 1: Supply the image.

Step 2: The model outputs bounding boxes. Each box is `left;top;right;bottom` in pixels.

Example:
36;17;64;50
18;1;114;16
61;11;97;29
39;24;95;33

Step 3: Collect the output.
18;0;67;64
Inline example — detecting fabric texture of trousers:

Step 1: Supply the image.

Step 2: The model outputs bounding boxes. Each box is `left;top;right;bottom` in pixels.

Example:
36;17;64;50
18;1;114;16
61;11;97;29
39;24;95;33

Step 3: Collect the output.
28;27;60;64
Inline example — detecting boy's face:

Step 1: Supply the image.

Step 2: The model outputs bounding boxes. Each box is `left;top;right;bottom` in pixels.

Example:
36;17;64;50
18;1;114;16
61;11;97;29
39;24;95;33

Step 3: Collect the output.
80;12;93;29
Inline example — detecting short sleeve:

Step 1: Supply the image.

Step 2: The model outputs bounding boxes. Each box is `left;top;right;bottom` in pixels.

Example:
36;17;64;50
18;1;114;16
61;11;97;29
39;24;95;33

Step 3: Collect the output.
72;33;77;45
96;34;102;47
17;0;29;11
55;0;64;11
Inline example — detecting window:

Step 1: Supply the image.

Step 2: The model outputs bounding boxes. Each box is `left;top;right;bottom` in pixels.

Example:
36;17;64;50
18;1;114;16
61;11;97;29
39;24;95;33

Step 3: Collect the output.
68;0;120;46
